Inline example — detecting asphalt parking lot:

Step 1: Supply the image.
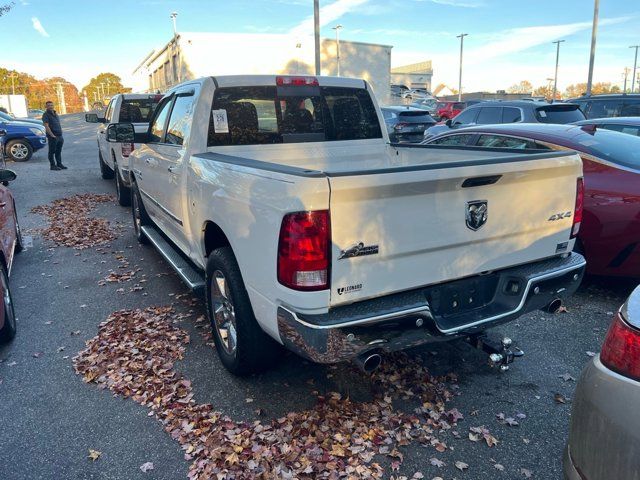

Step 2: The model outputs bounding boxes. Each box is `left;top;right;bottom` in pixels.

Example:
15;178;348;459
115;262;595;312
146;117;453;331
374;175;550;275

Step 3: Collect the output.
0;113;636;480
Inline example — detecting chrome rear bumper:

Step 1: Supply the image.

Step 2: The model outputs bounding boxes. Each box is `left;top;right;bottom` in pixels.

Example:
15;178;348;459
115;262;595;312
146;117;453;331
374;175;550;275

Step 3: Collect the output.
277;253;585;363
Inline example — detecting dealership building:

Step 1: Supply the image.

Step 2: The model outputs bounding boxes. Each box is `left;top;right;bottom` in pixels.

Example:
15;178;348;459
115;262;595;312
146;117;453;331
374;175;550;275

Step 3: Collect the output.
132;32;431;104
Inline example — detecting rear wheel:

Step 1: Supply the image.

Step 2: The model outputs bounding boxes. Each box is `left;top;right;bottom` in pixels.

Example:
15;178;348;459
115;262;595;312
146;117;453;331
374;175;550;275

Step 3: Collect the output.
6;140;32;162
114;158;132;207
206;247;281;375
99;150;114;179
0;263;16;343
131;181;151;244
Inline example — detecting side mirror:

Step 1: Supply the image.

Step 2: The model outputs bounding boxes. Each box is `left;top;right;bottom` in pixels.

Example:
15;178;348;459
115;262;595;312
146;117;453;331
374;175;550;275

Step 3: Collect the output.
85;113;105;123
106;123;135;142
0;129;6;137
445;119;452;127
0;169;17;184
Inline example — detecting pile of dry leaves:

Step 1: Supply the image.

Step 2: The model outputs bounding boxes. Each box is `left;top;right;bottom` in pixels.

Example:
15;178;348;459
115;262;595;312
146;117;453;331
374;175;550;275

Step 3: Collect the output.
31;194;117;249
73;307;461;479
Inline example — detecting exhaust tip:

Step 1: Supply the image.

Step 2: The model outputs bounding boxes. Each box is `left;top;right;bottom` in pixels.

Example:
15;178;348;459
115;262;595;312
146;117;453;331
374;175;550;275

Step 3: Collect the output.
547;298;563;314
356;352;382;373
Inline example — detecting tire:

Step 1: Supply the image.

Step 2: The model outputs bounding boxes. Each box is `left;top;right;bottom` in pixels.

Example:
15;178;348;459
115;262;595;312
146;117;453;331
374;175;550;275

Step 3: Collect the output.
206;247;281;375
13;204;23;254
114;158;132;207
0;262;16;343
6;139;32;162
131;181;151;244
99;150;114;179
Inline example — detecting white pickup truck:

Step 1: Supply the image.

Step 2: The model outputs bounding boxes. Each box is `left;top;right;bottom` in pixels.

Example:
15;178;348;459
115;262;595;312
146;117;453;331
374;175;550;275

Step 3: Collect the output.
86;93;162;206
106;75;586;375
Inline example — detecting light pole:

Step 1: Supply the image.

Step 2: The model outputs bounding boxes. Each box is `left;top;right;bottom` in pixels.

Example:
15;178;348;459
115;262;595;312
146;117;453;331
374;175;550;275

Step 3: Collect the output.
456;33;468;102
586;0;599;96
623;67;630;93
630;45;639;93
552;40;565;102
170;12;178;37
332;24;343;76
314;0;320;75
8;72;17;95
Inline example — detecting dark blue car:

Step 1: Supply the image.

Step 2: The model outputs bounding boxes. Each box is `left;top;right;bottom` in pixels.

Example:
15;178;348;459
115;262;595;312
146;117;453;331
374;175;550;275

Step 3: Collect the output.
0;118;47;161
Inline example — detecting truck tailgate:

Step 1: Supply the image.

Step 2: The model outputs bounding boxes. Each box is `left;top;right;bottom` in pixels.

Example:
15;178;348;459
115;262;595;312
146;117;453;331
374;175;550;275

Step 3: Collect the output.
329;150;582;307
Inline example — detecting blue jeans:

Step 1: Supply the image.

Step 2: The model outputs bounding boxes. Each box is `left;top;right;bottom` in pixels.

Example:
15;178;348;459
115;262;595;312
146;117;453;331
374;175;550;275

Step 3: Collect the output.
47;135;64;166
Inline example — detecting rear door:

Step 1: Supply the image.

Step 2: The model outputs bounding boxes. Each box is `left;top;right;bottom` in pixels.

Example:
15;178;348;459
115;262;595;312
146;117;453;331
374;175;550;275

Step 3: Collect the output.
328;148;582;306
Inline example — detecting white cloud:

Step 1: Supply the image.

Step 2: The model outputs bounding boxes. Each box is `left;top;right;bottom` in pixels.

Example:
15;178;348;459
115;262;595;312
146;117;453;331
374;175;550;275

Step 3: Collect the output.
426;0;485;7
31;17;49;37
289;0;370;36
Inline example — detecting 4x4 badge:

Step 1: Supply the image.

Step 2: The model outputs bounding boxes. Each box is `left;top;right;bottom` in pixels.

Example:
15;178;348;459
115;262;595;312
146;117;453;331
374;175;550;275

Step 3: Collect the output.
466;200;488;231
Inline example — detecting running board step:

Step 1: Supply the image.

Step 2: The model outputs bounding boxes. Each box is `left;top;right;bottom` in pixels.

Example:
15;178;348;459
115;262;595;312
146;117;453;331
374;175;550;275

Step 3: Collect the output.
140;225;205;293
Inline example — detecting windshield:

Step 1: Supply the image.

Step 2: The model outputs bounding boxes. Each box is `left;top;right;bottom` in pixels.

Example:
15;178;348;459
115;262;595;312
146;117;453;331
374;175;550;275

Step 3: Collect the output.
208;85;382;146
535;104;585;124
580;129;640;170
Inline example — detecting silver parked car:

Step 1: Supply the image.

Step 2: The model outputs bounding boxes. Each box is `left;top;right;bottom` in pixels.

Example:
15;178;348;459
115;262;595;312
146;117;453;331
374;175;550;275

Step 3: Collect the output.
564;285;640;480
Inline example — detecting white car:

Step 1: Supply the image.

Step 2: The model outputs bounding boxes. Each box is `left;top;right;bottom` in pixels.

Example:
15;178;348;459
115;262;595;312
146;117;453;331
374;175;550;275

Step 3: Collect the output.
105;75;586;376
86;93;162;206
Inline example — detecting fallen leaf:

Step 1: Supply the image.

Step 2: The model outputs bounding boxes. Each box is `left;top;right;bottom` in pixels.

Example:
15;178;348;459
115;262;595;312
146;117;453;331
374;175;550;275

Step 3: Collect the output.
558;373;576;382
430;458;445;468
586;351;596;357
554;393;567;404
520;468;533;478
455;461;469;471
140;462;154;473
494;463;505;471
32;352;44;358
88;449;101;461
557;306;569;313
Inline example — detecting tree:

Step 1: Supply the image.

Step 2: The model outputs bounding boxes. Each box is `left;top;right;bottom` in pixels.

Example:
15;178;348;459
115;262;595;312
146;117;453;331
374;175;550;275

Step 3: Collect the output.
81;73;131;104
0;2;15;17
564;82;621;98
507;80;533;94
533;85;561;100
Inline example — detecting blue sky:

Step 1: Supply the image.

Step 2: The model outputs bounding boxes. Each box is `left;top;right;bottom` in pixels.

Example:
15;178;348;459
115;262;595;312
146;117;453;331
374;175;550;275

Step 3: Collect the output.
2;0;639;92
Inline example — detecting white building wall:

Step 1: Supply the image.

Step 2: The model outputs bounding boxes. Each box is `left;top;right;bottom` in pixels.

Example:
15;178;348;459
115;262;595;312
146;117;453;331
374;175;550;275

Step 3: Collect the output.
132;33;391;104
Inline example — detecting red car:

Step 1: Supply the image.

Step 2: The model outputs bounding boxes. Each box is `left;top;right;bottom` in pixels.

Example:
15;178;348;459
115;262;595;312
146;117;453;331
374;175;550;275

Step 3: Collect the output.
435;101;467;121
424;124;640;277
0;167;22;343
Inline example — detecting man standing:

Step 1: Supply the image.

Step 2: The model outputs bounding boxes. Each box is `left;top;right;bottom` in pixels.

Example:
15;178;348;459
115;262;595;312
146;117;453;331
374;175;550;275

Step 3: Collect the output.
42;101;67;171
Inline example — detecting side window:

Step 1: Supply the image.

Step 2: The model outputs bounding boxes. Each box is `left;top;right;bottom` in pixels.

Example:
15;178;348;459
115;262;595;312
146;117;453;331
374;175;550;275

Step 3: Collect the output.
453;102;466;110
165;95;195;146
502;107;522;123
588;100;623;119
451;108;479;126
429;134;474;146
621;100;640;116
476;107;502;125
477;134;541;149
104;99;114;122
149;97;174;143
601;124;640;137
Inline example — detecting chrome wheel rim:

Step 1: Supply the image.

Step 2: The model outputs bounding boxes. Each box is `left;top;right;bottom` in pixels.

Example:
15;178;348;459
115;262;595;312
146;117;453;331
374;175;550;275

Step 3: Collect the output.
10;143;28;160
210;270;237;355
1;270;14;331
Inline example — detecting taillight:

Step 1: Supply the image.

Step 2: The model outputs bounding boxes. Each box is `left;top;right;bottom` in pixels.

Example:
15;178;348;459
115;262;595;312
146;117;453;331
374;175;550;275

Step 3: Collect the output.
277;210;330;291
276;76;319;86
600;312;640;381
121;142;134;157
394;122;409;131
571;177;584;238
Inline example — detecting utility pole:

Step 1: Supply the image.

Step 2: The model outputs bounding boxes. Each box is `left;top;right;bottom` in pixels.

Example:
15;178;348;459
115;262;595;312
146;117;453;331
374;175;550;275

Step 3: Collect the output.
586;0;599;96
552;40;565;102
314;0;320;75
630;45;639;93
170;11;178;37
456;33;468;102
623;67;630;93
333;24;343;76
8;72;18;95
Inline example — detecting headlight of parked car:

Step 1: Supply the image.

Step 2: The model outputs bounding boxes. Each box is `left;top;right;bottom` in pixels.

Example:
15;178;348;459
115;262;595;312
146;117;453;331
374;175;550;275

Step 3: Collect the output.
29;127;45;136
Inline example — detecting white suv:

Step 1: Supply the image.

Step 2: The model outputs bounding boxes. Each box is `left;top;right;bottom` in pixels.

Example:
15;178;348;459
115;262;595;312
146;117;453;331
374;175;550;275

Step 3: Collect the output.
86;93;162;206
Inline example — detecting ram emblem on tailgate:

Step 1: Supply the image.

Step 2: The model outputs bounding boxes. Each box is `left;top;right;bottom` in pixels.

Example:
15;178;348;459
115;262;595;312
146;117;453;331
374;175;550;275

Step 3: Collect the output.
466;200;488;231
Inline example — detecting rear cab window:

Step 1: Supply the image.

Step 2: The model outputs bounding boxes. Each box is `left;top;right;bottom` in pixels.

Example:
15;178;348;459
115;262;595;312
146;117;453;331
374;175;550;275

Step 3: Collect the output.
207;85;382;146
583;129;640;169
535;104;585;123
